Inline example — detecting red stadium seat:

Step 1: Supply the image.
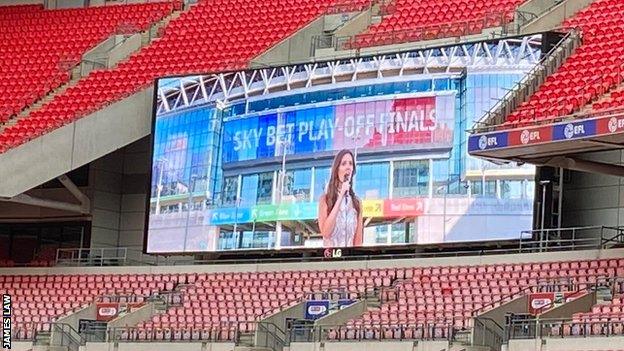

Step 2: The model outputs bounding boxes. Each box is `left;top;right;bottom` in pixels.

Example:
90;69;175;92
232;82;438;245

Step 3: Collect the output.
351;0;524;48
504;0;624;124
0;2;177;148
0;0;347;152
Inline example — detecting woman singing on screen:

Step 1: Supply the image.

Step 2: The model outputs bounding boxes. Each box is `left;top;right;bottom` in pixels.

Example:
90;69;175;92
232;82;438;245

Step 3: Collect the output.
318;149;363;247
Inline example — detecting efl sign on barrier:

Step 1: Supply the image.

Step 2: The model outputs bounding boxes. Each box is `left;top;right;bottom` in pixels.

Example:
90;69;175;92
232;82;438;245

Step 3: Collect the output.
468;114;624;154
96;303;120;322
304;300;330;320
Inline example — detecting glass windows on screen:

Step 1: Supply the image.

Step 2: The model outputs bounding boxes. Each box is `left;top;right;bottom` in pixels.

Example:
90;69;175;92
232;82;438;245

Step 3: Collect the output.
393;160;429;197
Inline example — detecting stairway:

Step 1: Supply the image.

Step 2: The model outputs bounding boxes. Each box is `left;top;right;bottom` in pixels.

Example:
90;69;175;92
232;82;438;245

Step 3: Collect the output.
595;285;614;303
366;293;382;309
580;80;624;115
234;347;273;351
0;6;185;134
237;332;255;347
141;6;184;46
33;330;51;347
453;329;473;346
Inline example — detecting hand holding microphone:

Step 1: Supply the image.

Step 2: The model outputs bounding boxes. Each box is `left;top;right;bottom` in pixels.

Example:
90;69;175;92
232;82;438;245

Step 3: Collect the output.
340;173;351;197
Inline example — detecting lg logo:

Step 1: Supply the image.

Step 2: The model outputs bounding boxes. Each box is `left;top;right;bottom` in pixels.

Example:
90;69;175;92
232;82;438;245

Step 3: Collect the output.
324;248;342;258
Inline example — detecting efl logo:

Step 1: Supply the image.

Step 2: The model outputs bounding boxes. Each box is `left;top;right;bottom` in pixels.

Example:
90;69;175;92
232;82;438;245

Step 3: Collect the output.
520;129;540;145
98;307;118;317
478;135;498;150
531;298;552;309
2;294;11;349
307;305;328;316
607;117;624;133
564;123;585;139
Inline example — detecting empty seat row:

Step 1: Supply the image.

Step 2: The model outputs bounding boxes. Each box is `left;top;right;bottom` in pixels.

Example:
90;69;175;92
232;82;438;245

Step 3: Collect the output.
351;0;524;48
0;1;178;143
505;0;624;124
0;0;340;153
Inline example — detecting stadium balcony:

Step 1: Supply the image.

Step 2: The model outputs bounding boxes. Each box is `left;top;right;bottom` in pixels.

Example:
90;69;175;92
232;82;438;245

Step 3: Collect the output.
2;246;624;350
476;0;624;127
3;273;183;339
0;0;361;155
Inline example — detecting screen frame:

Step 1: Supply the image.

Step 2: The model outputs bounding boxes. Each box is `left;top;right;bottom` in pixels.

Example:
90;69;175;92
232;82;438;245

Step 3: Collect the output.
142;33;546;257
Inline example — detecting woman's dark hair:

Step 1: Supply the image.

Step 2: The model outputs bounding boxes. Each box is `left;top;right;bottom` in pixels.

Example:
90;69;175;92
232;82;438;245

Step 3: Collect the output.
325;149;361;216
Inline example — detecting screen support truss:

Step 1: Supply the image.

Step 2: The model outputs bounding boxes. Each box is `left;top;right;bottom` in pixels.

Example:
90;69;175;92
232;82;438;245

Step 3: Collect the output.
157;35;542;114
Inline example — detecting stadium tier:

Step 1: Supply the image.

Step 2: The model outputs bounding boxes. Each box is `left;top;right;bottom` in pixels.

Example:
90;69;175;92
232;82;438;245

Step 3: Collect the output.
0;2;177;125
4;257;623;343
505;0;624;125
0;0;364;153
339;258;623;333
348;0;524;48
5;273;182;339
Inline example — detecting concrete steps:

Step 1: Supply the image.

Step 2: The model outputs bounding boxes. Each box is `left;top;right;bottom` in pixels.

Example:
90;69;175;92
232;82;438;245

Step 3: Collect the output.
33;331;51;346
580;80;624;115
0;7;184;134
234;347;272;351
237;332;256;347
1;67;83;132
453;329;473;346
142;8;183;46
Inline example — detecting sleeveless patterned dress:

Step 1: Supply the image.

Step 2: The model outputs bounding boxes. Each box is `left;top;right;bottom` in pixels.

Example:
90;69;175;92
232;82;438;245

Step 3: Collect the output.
325;195;358;247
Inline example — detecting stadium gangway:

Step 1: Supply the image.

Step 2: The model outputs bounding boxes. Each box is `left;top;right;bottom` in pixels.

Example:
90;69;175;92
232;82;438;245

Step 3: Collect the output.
55;247;128;267
519;225;624;252
52;225;624;267
287;322;454;343
506;277;624;340
473;316;505;351
507;318;624;340
107;320;287;349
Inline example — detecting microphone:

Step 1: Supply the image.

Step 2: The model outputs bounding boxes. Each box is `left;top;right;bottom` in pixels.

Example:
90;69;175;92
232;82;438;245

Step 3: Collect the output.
343;173;351;205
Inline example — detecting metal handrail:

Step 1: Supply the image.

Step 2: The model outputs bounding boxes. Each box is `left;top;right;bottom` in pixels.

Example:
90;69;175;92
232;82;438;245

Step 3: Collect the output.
46;226;624;268
48;322;85;351
508;318;624;339
473;28;581;131
324;0;375;14
506;276;624;340
289;322;453;342
330;11;512;52
475;104;624;133
533;290;589;316
56;247;128;266
108;320;286;345
601;227;624;248
473;316;506;350
0;64;74;124
255;321;287;351
472;276;581;318
107;322;240;343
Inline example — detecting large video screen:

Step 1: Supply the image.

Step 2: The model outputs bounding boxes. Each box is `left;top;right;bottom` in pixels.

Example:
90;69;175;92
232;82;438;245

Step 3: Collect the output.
147;41;540;253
